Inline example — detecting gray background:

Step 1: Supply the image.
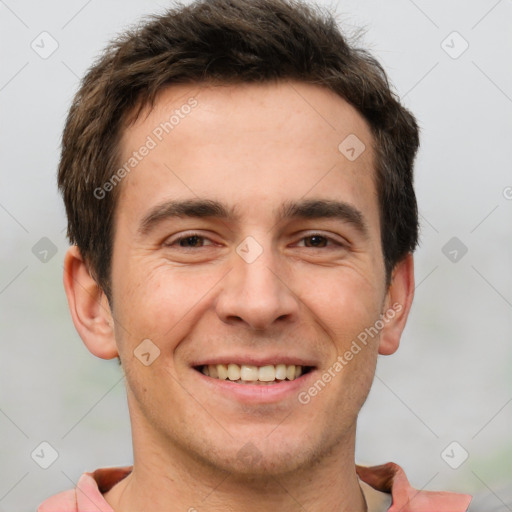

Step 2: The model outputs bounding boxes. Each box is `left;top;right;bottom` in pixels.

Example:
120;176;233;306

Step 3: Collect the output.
1;0;511;510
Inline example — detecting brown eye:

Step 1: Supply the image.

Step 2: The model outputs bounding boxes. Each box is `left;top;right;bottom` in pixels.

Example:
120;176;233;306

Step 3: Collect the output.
165;232;215;248
296;232;345;249
178;235;205;247
303;235;328;248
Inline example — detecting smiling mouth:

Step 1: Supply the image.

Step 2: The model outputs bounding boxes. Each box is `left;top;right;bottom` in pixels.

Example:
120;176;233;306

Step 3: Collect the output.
196;364;314;385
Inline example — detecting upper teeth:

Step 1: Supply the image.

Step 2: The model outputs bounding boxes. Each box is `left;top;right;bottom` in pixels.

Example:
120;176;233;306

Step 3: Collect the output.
201;364;303;382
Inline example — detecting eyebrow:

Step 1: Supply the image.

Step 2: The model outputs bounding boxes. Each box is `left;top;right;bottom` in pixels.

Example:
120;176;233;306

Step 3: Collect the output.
138;198;368;238
138;199;237;235
277;199;368;237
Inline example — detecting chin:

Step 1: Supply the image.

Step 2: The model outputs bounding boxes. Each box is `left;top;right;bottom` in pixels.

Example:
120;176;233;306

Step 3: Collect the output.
192;429;330;479
215;448;312;478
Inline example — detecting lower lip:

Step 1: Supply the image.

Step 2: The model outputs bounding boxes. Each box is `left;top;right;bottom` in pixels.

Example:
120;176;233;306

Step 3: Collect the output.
196;369;316;404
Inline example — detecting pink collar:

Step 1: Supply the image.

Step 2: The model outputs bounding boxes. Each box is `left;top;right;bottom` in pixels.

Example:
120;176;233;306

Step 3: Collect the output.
38;463;471;511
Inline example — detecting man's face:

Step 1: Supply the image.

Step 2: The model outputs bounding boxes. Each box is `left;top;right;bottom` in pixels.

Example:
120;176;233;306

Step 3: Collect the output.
110;81;389;475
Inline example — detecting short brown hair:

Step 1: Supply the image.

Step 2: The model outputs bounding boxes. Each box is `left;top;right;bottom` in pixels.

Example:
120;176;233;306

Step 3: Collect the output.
59;0;420;299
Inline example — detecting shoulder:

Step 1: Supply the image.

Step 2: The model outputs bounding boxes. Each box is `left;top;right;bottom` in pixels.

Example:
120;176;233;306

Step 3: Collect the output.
357;462;472;512
37;466;132;512
37;489;76;511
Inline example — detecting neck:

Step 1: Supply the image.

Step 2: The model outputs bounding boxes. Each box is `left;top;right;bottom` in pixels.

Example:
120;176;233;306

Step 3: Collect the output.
106;458;367;512
104;398;367;512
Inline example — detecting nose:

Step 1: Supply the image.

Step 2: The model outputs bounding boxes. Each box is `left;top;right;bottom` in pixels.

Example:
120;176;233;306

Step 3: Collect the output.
214;239;300;331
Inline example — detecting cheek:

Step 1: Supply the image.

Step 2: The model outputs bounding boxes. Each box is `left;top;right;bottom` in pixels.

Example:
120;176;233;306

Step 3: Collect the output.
299;268;383;405
112;261;218;349
298;268;384;343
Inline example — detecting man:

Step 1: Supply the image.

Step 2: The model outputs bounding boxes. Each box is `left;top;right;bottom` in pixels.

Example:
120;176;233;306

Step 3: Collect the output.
38;0;472;510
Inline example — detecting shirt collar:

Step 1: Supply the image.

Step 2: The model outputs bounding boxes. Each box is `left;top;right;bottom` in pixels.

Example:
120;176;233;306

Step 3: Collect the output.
39;462;472;512
356;463;472;511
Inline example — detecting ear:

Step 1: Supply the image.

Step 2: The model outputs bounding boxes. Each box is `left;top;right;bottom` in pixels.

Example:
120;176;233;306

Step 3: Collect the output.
378;253;415;356
63;245;119;359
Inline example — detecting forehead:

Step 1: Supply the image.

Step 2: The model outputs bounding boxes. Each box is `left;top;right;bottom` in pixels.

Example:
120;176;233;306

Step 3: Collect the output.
115;81;378;230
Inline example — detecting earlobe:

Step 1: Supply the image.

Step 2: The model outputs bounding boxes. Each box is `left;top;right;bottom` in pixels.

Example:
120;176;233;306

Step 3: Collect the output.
378;253;415;356
63;246;119;359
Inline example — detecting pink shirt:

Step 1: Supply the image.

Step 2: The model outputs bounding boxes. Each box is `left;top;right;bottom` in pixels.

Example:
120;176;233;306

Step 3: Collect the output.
38;462;471;511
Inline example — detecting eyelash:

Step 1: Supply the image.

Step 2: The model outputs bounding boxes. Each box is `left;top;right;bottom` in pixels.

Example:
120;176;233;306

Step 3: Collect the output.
165;232;346;249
